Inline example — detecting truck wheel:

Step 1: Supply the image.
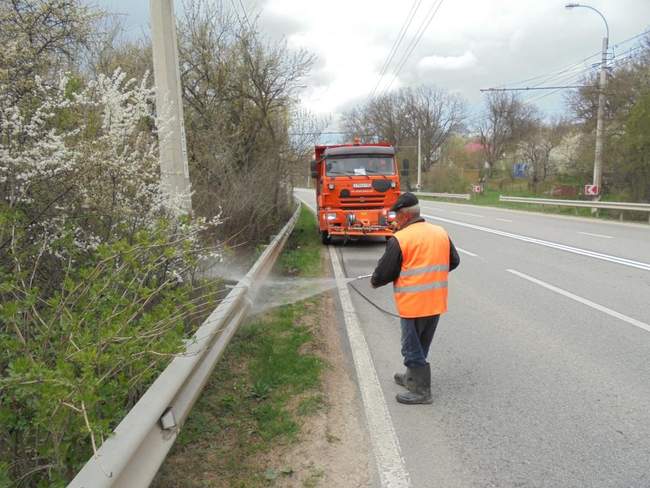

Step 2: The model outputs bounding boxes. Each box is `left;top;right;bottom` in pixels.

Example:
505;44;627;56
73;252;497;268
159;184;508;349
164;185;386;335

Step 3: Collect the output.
320;231;331;245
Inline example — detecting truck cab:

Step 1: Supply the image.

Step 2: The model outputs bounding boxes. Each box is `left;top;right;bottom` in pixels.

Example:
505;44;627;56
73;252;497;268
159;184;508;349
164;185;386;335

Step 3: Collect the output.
311;141;401;243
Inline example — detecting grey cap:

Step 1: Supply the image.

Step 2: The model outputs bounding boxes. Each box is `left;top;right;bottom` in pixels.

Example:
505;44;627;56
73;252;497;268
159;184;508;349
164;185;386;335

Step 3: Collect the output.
390;192;419;212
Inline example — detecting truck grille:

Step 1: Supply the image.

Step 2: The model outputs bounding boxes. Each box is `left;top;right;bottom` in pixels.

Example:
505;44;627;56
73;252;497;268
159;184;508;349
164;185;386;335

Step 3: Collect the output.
340;195;385;209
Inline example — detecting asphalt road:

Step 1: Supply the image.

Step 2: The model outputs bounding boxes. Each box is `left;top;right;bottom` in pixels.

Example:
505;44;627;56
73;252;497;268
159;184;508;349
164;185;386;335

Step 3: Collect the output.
295;188;650;488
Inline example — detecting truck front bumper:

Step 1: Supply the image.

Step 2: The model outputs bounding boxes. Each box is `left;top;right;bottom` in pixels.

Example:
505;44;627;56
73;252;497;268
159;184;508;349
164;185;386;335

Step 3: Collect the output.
322;208;395;237
327;226;394;237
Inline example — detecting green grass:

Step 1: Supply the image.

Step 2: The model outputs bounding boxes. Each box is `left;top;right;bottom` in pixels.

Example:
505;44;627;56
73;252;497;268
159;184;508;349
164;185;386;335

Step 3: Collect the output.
153;203;327;488
279;205;322;277
296;394;325;417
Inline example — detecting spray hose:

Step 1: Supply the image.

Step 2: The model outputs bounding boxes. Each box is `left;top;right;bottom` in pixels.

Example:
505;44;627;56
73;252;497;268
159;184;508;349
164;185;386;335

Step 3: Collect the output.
338;250;401;319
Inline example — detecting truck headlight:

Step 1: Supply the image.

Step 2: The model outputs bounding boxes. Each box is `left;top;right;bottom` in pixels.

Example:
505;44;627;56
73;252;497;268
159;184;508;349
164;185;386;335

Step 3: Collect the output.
388;211;396;220
390;181;396;188
326;213;337;221
328;183;335;190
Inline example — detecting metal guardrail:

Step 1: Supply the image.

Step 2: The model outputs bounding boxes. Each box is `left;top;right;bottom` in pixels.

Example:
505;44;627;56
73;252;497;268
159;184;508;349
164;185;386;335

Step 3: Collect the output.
68;205;301;488
499;195;650;215
413;191;471;200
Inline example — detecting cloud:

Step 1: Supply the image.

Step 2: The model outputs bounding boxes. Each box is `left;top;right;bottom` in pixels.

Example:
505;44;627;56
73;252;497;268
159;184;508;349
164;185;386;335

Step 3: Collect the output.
418;51;477;71
94;0;650;122
258;10;303;41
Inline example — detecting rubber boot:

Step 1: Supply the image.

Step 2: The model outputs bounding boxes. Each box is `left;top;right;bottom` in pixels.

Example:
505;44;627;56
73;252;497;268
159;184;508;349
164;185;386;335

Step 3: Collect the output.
393;369;415;390
396;364;432;405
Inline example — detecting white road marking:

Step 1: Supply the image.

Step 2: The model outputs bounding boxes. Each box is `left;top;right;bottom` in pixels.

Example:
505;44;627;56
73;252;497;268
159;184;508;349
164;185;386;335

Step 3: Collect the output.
453;211;484;218
456;247;478;257
496;218;513;223
423;214;650;272
507;269;650;334
579;231;614;239
298;195;412;488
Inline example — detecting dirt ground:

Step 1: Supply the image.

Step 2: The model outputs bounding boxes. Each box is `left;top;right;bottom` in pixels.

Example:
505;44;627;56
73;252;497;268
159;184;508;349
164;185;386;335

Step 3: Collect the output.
261;261;373;488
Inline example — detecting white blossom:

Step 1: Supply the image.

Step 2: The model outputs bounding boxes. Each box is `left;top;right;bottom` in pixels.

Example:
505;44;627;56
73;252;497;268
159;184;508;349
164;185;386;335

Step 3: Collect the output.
0;68;222;267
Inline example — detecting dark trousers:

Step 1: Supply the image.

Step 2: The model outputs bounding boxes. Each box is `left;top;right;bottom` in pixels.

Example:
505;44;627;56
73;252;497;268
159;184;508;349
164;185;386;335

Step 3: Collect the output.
400;315;440;368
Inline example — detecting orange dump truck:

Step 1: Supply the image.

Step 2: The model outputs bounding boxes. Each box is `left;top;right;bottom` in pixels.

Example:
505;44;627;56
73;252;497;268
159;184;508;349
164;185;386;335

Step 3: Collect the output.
310;141;401;244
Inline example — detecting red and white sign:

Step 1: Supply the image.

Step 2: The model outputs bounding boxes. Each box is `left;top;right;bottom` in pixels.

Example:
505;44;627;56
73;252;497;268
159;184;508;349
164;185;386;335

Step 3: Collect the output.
584;184;599;196
472;185;483;193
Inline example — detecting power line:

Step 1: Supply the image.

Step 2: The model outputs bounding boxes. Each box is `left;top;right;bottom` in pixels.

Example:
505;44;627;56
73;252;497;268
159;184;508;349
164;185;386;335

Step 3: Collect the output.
481;85;587;92
230;0;252;31
368;0;422;101
237;0;253;30
524;69;599;103
499;52;601;89
378;0;445;98
611;28;650;52
522;44;646;105
490;27;650;94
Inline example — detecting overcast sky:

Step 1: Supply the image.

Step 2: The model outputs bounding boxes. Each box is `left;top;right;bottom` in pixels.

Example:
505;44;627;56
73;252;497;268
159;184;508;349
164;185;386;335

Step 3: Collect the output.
98;0;650;128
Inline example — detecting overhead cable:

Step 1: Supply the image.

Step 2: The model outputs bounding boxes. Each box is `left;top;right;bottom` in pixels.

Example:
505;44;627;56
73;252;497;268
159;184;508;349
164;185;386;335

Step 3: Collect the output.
378;0;446;98
369;0;423;101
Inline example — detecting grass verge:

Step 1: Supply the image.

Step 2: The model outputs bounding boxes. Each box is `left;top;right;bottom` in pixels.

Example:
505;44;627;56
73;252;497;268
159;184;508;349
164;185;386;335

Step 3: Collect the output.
153;204;327;488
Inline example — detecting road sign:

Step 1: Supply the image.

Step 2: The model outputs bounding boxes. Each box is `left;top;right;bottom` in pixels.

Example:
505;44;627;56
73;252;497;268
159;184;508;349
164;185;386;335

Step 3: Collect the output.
472;185;483;193
513;162;528;179
584;184;599;196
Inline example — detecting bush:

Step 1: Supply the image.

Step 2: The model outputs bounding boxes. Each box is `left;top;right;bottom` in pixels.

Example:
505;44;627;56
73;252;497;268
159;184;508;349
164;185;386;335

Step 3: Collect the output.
421;165;471;193
0;69;221;486
0;216;218;486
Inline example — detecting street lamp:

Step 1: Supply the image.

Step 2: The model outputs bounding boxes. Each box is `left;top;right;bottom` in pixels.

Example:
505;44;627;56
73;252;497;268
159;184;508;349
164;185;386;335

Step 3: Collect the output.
565;3;609;201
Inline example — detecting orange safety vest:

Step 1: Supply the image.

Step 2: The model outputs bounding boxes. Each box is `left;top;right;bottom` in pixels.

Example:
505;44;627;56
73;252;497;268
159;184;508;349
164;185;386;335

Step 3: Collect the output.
393;221;450;318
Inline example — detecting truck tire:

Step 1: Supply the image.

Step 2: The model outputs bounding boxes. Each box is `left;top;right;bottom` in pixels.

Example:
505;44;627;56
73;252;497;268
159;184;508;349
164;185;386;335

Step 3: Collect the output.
320;231;331;245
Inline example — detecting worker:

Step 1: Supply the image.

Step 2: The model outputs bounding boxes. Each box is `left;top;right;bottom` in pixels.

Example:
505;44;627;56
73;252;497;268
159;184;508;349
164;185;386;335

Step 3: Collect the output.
371;192;460;405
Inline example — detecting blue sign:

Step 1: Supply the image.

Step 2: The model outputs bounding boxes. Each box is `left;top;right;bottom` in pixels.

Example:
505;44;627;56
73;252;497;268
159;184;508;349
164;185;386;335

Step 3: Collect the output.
513;162;528;179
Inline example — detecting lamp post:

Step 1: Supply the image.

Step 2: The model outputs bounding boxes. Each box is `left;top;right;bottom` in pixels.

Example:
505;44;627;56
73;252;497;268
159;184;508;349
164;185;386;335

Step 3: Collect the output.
565;3;609;201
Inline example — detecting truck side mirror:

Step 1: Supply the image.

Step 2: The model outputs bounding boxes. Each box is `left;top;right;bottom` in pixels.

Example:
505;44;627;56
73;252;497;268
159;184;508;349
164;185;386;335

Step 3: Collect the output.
310;159;318;178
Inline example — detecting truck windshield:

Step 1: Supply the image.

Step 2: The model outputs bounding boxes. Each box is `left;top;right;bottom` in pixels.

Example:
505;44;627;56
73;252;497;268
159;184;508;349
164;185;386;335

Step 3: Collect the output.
325;156;395;176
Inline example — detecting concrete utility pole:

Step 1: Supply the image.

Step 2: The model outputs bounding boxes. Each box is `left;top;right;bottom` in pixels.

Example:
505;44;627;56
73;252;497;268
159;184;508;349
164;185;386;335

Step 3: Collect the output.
150;0;192;214
566;3;609;202
594;35;609;196
417;128;422;191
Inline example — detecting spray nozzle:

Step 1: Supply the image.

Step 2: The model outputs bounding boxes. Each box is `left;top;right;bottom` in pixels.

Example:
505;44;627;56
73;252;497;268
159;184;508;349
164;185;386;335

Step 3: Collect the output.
354;273;372;280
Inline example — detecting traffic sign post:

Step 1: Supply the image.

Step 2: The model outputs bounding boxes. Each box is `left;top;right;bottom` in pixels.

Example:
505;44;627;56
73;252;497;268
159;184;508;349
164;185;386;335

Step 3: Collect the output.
584;184;599;196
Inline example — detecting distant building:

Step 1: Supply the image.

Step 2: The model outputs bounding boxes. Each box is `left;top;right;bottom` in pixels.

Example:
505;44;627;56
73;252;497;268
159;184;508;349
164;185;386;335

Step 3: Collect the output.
464;141;487;154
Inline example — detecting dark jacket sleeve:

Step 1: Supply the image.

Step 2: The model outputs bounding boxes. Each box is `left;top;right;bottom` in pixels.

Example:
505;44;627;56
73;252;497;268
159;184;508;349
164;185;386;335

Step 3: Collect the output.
371;237;402;288
449;238;460;271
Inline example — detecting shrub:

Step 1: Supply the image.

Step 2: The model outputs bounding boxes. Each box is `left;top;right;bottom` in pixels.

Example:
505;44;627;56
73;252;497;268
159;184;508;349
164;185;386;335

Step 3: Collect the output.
0;69;221;486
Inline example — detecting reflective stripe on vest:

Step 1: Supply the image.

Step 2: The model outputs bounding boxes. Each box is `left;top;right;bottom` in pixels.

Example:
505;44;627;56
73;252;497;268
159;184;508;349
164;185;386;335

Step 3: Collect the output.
398;264;449;277
393;280;448;293
393;222;450;318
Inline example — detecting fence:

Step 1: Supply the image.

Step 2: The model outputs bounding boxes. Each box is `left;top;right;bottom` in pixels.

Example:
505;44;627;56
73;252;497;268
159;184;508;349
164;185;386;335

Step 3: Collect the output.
68;205;301;488
499;196;650;222
413;191;471;200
